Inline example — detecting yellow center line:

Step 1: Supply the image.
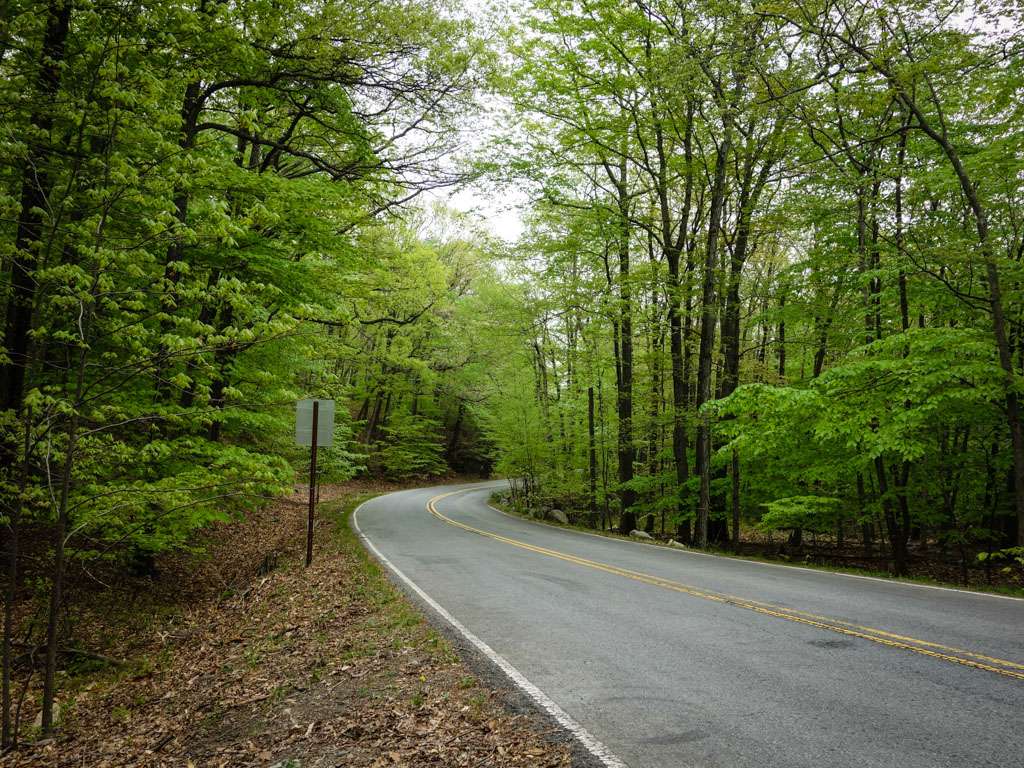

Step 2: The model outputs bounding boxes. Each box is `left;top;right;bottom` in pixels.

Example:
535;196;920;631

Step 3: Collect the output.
427;490;1024;682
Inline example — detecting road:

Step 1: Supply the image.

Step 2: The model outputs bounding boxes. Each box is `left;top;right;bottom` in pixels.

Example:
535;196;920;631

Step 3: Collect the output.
353;481;1024;768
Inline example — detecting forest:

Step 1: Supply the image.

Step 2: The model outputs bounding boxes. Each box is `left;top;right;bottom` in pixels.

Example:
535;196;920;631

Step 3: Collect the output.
1;0;1024;754
489;0;1024;582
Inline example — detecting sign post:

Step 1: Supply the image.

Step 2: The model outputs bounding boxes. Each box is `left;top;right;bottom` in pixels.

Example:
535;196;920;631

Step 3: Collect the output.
296;399;334;567
307;401;318;567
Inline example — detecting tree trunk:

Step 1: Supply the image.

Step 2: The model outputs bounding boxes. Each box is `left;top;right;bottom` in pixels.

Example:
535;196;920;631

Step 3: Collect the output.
874;456;908;576
612;155;636;534
695;123;734;547
446;401;464;464
857;472;873;552
653;99;695;543
534;339;552;444
588;386;598;517
647;241;662;486
154;79;202;400
1;0;72;418
41;408;79;734
777;293;786;379
0;483;16;748
731;447;740;550
811;272;846;378
2;411;31;748
598;377;610;530
41;296;94;734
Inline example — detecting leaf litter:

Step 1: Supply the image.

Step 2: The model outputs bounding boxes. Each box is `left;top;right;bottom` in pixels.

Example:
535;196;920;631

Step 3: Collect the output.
2;480;572;767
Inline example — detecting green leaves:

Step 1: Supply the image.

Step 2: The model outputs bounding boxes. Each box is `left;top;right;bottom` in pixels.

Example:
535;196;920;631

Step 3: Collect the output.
759;496;843;534
0;0;497;568
813;328;1006;459
484;0;1024;556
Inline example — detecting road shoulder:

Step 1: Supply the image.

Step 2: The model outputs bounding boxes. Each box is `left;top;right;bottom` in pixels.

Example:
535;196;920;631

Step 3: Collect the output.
7;482;576;767
488;496;1024;601
353;491;616;768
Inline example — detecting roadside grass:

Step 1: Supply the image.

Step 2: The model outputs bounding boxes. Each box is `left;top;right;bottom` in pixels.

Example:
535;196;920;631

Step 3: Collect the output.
323;493;457;664
489;495;1024;599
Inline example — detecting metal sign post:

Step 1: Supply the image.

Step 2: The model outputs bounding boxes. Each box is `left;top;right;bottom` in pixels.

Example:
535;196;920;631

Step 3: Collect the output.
307;400;318;567
296;399;335;567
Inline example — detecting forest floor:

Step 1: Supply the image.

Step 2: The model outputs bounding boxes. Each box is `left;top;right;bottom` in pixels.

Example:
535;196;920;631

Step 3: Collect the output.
490;499;1024;598
2;479;572;767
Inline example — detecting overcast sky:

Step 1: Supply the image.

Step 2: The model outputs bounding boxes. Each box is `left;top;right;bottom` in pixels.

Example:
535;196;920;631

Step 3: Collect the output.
435;185;526;242
418;0;528;243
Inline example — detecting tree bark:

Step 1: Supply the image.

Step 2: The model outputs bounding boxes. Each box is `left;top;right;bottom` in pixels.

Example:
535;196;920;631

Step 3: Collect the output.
874;455;909;576
611;154;636;534
695;122;735;547
588;386;598;517
446;401;464;464
777;293;786;379
730;447;740;550
2;411;31;748
154;79;202;400
42;279;96;734
721;133;775;397
661;101;695;543
1;0;72;417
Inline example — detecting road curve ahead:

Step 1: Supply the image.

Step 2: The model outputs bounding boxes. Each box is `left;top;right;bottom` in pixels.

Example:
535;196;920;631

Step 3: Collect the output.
353;481;1024;768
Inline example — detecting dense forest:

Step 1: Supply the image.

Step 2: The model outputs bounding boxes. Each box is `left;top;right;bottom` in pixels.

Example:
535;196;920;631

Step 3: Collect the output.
488;0;1024;577
0;0;505;745
2;0;1023;751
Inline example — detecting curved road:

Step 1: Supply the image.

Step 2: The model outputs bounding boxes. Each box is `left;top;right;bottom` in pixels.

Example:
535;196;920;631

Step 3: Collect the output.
353;481;1024;768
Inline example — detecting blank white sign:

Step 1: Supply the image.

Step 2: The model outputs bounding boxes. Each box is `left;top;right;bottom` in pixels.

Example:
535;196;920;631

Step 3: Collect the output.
296;399;335;447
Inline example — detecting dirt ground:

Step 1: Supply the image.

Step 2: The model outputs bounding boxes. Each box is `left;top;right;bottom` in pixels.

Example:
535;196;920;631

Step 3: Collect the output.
1;480;572;767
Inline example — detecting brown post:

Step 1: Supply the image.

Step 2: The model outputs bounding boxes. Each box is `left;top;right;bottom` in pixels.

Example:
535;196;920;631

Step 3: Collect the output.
306;400;319;567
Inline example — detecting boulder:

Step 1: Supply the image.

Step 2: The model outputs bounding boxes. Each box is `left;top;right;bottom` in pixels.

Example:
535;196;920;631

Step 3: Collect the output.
33;702;60;729
668;539;687;549
549;509;569;524
629;529;652;539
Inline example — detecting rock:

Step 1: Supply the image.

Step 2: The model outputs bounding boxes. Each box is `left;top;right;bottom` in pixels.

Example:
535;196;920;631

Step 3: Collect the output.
668;539;687;549
32;702;60;729
629;529;652;539
549;509;568;524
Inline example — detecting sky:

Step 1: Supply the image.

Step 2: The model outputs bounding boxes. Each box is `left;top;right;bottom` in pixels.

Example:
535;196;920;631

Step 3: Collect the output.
418;86;528;243
423;182;527;243
417;0;528;243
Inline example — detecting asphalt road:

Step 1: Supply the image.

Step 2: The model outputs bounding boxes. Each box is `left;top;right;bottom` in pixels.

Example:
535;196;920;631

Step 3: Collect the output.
353;480;1024;768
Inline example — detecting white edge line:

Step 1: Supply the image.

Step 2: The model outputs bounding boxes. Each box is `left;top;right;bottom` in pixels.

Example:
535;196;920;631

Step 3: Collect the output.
351;498;628;768
485;483;1024;603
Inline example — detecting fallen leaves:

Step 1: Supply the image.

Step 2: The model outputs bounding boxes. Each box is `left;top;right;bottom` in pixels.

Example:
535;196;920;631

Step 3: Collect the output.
2;481;572;768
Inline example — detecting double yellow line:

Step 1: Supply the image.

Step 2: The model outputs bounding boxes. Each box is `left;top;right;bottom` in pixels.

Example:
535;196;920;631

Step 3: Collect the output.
427;490;1024;682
